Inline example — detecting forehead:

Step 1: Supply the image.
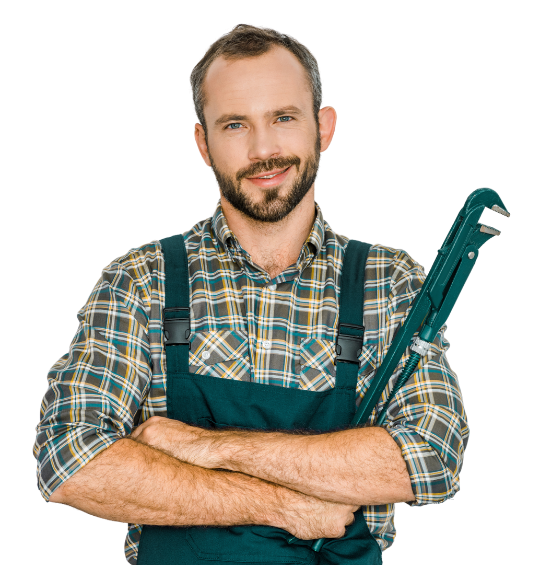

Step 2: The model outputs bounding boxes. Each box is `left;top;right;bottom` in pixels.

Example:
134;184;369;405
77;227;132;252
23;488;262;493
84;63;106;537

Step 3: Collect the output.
203;46;312;123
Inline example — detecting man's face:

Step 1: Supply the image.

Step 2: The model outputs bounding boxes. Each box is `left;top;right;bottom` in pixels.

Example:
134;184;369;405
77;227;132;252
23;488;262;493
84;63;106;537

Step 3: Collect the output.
200;46;321;223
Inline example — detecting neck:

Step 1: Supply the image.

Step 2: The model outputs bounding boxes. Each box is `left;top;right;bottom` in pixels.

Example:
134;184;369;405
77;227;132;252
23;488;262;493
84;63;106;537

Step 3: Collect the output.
220;188;316;280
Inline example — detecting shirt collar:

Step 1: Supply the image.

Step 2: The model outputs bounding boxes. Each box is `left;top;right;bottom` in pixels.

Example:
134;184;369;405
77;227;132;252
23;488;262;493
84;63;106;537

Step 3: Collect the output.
211;200;326;275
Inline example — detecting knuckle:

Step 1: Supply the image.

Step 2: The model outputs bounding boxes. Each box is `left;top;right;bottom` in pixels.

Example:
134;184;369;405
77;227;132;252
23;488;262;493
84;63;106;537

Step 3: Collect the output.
139;426;155;444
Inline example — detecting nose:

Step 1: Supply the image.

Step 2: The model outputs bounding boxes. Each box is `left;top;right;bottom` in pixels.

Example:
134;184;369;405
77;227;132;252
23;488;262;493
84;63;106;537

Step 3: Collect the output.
247;124;282;162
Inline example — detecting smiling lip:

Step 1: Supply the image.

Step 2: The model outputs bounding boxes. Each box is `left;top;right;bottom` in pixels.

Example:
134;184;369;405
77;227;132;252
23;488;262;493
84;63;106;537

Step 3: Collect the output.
248;167;289;180
246;166;291;188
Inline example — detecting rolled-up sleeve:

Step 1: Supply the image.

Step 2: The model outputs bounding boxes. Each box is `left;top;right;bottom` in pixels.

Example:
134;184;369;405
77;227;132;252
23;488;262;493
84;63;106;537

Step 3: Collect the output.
33;258;153;501
368;247;469;506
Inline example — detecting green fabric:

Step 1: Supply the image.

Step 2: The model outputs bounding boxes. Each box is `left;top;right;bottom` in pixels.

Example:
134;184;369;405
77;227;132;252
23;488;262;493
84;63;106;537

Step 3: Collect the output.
138;236;381;565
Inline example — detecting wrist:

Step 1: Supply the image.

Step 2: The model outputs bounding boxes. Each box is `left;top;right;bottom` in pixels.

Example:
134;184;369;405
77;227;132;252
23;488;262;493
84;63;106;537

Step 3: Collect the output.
218;469;290;529
202;429;237;470
260;480;295;530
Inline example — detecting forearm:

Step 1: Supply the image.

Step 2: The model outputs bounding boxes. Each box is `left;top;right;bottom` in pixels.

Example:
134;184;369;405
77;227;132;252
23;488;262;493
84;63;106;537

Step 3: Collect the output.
50;437;289;528
216;426;415;506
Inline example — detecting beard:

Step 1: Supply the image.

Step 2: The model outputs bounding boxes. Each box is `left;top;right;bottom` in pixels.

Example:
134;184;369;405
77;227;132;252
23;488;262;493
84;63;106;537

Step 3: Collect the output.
208;132;321;223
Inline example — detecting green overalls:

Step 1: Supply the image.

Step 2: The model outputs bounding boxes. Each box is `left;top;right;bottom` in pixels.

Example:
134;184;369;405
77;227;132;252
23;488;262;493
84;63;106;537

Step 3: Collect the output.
137;234;382;565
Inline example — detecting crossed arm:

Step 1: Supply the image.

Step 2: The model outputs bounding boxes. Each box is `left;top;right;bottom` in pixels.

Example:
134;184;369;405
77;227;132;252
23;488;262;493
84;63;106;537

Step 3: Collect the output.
129;416;415;506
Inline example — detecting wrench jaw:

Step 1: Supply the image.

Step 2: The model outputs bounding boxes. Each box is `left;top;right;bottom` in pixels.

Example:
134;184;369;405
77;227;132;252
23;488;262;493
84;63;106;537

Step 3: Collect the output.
459;189;510;250
479;224;501;236
469;223;502;249
460;188;510;219
482;201;510;243
491;204;510;218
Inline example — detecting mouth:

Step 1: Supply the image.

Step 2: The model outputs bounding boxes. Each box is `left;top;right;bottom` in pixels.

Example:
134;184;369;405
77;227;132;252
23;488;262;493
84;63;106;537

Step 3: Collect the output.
246;166;292;188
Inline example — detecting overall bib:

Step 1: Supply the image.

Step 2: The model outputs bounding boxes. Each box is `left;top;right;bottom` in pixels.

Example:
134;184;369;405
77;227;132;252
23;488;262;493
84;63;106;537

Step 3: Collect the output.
137;235;382;565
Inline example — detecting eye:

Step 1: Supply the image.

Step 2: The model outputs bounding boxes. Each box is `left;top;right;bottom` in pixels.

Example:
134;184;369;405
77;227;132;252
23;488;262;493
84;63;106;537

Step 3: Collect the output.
225;116;294;129
277;116;293;123
226;123;243;130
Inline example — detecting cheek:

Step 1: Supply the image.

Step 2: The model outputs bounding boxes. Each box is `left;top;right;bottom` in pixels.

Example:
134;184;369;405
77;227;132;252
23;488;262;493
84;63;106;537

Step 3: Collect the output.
210;138;247;173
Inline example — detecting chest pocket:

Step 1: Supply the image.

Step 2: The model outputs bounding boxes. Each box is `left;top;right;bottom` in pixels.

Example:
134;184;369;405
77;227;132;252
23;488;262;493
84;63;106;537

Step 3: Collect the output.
298;337;337;391
189;329;251;381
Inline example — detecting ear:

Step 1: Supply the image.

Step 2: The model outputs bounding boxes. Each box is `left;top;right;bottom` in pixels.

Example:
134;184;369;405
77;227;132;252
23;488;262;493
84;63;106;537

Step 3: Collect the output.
318;106;337;153
193;122;212;167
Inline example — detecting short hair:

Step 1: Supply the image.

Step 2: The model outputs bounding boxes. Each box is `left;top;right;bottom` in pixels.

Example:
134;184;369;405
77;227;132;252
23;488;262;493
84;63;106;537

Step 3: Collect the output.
190;24;322;133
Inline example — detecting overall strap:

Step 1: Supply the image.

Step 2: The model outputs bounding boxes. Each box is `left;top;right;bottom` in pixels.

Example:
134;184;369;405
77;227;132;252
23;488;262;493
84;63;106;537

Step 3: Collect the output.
161;234;190;373
335;239;371;387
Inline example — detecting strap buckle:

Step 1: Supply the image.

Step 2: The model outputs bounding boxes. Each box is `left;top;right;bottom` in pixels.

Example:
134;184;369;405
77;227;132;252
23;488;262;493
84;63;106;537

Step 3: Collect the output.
163;307;190;346
335;323;365;364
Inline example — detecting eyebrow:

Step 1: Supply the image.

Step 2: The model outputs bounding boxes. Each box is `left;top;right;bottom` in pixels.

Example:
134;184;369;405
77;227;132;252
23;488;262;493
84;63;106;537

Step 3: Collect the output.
214;105;305;127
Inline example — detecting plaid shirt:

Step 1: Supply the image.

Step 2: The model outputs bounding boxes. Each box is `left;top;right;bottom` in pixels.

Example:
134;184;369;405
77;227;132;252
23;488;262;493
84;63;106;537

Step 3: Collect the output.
33;203;469;563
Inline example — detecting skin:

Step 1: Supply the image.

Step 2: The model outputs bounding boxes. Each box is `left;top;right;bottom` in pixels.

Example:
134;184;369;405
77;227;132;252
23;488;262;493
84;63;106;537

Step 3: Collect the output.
131;417;414;507
194;47;337;279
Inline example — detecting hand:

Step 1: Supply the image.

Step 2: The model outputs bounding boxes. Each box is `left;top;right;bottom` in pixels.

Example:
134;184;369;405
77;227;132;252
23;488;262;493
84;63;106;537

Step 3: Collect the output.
277;489;359;540
130;416;223;469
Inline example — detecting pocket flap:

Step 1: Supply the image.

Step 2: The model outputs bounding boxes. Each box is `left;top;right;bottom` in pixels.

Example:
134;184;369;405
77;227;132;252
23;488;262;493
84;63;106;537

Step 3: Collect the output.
299;337;336;376
190;330;249;366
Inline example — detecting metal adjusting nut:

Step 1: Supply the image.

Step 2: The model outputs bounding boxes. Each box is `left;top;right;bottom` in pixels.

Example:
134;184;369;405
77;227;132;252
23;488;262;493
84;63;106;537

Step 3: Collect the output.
410;337;430;356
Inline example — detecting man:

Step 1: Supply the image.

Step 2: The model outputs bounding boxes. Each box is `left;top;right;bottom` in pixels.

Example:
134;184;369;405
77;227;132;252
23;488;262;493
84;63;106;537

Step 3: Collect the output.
34;24;468;564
